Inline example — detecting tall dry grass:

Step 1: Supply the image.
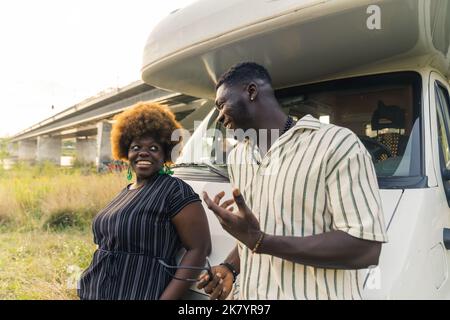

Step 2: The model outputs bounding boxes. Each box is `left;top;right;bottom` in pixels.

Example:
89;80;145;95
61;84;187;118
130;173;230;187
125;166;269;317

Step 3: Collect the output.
0;162;125;230
40;173;124;230
0;184;21;226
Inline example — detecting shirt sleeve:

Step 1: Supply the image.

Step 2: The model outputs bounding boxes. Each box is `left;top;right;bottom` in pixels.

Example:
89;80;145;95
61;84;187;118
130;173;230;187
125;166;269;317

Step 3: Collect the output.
325;131;388;243
167;178;201;218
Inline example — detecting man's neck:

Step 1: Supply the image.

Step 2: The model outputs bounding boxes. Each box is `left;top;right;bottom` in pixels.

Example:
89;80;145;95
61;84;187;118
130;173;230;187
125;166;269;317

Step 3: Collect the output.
254;109;288;151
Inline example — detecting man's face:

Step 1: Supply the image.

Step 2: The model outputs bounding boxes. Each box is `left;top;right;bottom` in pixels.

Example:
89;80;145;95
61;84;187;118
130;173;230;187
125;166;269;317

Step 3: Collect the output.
215;83;251;130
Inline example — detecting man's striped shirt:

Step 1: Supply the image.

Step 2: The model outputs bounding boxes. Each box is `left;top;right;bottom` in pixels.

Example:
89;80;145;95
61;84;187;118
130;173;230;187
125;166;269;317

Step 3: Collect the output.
227;114;388;300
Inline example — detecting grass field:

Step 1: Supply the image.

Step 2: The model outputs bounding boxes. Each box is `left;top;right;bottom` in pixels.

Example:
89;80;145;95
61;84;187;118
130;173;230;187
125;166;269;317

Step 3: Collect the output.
0;162;126;300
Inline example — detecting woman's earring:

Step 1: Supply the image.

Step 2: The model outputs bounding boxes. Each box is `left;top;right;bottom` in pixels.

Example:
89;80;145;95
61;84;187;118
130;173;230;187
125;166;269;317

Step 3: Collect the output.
158;163;174;175
127;166;133;181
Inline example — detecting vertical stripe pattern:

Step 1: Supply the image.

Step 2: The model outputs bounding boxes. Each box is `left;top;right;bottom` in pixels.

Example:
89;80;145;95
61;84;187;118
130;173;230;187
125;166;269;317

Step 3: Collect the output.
227;115;388;300
78;174;201;300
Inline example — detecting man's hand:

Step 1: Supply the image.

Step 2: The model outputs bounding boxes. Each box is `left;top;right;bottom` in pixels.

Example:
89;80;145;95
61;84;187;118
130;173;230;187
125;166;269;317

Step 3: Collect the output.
203;189;261;249
197;265;234;300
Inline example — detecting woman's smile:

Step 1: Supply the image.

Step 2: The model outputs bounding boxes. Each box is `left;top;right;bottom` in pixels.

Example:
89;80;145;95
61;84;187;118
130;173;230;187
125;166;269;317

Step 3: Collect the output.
135;160;154;169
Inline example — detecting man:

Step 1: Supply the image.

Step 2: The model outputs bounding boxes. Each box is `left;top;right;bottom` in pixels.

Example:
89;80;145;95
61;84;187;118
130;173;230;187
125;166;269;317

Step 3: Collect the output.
198;62;387;300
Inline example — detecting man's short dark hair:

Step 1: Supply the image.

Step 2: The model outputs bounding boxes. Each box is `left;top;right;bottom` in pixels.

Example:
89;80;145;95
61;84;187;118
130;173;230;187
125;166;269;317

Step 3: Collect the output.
216;62;272;90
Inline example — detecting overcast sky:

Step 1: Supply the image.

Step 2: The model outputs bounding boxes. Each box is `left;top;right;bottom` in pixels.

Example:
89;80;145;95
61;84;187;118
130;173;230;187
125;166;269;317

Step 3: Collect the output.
0;0;195;137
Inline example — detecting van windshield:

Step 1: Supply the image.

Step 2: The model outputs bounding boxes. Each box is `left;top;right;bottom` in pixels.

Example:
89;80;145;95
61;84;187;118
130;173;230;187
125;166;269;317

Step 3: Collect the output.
177;72;424;189
176;108;235;178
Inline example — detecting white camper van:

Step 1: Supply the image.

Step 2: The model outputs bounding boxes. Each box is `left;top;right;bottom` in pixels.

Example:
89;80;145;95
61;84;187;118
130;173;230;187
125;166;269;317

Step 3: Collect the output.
142;0;450;299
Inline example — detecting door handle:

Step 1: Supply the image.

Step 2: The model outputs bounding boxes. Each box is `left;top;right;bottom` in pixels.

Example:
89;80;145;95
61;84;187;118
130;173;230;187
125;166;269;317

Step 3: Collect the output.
444;228;450;250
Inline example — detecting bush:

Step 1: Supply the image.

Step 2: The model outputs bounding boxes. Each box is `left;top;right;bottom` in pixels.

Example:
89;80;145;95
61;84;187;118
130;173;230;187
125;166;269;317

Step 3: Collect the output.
43;209;87;231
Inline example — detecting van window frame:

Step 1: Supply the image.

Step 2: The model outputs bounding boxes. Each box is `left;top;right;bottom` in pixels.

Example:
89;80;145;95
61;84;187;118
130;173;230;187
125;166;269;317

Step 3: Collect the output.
275;71;426;189
435;81;450;172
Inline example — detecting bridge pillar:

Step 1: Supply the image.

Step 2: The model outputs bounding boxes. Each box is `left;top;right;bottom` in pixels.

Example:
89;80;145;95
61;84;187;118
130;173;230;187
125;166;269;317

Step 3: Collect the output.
18;140;37;161
96;121;112;169
76;137;97;164
37;136;62;164
7;142;18;157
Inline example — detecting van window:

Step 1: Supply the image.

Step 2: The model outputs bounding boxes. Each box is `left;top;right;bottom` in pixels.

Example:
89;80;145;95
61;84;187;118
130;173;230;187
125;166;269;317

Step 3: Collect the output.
176;108;237;178
276;72;422;188
436;82;450;169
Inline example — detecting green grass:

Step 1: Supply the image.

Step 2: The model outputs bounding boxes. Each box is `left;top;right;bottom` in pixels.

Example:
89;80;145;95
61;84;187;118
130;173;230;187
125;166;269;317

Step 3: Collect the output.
0;230;95;300
0;162;126;299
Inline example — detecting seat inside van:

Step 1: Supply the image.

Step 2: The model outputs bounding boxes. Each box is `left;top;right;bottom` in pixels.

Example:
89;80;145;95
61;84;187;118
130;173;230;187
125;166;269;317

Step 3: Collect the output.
370;101;408;161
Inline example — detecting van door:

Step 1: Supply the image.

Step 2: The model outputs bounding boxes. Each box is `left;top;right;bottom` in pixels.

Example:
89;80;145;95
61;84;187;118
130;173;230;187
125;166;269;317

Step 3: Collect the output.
431;71;450;297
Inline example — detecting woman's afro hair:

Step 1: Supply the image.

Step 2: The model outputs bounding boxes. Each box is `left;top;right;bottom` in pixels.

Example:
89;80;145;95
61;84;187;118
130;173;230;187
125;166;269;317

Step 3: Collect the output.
111;102;183;163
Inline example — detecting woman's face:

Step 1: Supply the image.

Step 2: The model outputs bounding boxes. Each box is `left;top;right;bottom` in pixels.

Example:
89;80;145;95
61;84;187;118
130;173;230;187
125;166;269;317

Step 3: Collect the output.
128;136;165;181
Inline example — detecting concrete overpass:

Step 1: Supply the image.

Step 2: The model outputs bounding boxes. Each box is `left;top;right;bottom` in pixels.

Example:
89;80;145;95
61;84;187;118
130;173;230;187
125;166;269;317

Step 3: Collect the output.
9;80;212;168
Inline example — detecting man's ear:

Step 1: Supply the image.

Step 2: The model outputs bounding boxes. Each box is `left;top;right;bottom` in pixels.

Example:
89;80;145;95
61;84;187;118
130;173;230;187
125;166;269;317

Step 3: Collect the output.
247;82;258;102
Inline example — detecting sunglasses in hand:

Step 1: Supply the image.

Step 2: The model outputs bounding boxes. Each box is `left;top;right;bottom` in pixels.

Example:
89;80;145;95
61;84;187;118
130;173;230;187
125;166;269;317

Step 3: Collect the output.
157;257;213;282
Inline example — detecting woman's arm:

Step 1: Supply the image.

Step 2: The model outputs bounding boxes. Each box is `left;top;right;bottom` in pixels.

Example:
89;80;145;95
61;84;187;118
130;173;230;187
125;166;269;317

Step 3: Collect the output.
159;201;211;300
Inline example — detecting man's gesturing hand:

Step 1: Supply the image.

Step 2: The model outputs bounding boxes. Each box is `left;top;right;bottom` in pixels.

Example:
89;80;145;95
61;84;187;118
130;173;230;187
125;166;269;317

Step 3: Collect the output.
203;188;261;250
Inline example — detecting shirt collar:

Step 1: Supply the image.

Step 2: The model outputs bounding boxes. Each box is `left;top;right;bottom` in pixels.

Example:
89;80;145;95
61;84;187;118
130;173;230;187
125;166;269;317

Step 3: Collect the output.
277;114;322;143
242;114;323;158
293;114;322;131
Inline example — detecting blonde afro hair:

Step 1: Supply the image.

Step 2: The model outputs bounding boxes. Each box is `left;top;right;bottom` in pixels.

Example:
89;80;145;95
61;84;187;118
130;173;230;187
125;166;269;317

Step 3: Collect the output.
111;102;183;163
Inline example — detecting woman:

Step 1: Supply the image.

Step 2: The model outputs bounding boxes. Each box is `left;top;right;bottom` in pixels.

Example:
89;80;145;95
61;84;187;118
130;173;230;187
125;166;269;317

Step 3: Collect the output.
78;102;211;300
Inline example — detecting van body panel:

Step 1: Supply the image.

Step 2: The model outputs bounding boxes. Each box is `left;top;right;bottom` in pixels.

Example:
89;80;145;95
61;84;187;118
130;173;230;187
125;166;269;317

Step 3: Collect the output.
362;188;449;299
143;0;449;99
143;0;421;98
179;179;236;265
379;190;403;228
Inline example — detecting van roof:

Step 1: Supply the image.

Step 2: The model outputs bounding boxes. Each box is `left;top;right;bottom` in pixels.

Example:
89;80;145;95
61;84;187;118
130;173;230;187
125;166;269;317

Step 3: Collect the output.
142;0;450;99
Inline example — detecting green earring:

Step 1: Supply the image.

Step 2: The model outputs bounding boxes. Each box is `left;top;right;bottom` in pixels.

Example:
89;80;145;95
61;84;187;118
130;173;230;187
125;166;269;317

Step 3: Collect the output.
127;166;133;181
158;163;174;175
